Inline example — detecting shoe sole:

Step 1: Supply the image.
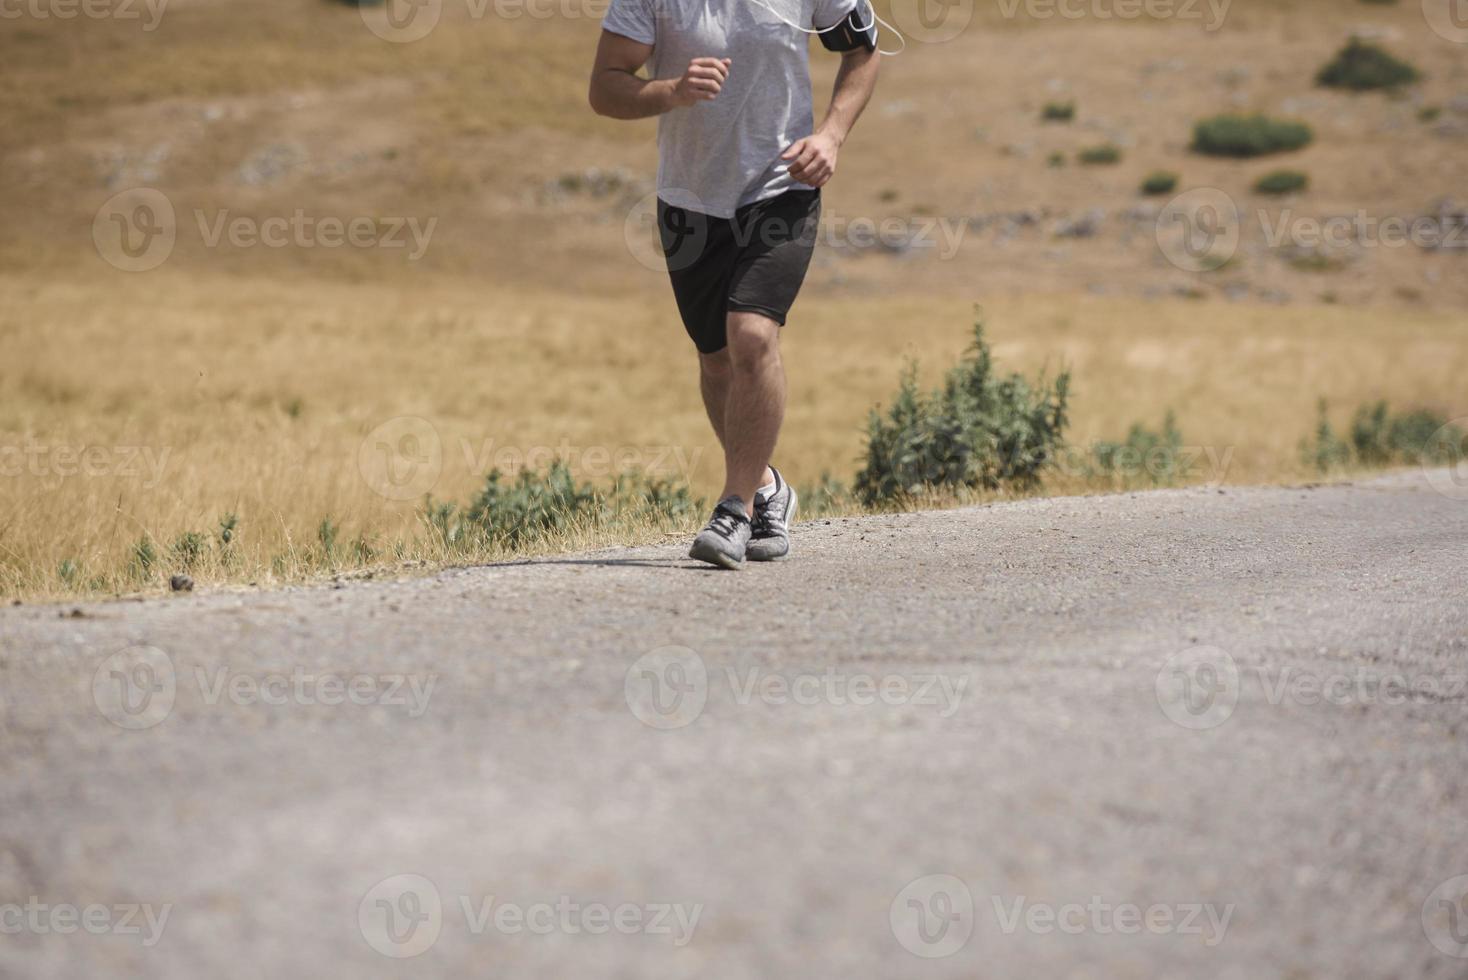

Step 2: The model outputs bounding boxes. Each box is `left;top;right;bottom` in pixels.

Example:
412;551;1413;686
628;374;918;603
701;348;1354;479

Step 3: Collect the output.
688;539;744;569
747;486;798;562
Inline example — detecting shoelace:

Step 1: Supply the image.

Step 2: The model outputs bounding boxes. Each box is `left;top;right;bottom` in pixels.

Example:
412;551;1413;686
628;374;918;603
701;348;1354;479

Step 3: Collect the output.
709;504;747;538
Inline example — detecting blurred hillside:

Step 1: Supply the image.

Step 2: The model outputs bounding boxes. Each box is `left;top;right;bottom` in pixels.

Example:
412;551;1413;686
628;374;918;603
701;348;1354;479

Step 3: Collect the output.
3;0;1467;307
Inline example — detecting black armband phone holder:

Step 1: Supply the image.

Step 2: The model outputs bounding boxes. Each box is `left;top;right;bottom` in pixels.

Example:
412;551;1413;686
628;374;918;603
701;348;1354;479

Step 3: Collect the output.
819;5;877;52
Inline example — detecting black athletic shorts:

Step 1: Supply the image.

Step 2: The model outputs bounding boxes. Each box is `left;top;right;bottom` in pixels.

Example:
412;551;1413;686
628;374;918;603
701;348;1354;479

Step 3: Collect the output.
657;188;821;354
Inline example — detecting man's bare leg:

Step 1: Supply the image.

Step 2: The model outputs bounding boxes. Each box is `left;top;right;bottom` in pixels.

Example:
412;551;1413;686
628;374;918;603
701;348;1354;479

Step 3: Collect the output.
716;311;785;508
698;346;776;498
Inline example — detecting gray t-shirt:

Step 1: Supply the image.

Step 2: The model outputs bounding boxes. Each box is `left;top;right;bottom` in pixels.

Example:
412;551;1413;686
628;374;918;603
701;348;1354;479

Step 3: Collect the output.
603;0;858;218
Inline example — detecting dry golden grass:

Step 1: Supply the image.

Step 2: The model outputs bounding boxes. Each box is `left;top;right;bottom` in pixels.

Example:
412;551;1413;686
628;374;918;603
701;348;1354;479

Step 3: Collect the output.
2;269;1463;599
1;0;1465;599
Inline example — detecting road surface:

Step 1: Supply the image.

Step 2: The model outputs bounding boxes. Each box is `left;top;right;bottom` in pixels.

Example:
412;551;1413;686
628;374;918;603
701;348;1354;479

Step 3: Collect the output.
2;470;1466;978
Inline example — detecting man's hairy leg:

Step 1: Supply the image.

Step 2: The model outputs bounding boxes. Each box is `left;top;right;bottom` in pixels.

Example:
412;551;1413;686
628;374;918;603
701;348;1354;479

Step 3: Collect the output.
716;311;785;508
699;348;777;495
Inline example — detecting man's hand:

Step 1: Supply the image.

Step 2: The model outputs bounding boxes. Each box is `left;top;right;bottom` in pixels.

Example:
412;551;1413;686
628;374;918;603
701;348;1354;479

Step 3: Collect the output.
781;131;840;188
671;57;731;107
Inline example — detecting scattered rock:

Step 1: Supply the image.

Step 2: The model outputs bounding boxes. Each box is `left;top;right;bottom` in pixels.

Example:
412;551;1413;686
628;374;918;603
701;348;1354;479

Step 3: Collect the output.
1054;208;1106;239
236;143;307;187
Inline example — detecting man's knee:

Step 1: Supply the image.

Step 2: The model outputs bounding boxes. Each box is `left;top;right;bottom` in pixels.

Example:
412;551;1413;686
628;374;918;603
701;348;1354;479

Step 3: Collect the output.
699;347;732;380
726;312;781;373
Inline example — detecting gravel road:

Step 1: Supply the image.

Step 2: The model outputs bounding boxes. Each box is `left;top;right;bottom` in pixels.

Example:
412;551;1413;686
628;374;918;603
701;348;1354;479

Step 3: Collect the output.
2;469;1466;979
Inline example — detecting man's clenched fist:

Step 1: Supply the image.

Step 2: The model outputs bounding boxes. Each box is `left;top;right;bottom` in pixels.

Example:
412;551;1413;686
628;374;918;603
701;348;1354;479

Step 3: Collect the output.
781;131;839;188
671;57;731;106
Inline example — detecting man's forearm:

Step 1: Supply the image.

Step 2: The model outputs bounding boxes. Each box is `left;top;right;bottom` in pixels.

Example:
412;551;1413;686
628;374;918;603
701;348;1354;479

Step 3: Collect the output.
815;48;879;146
590;70;678;120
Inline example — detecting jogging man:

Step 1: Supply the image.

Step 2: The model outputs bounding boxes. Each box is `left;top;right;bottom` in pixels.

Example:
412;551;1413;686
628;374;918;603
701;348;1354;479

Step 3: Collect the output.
589;0;880;568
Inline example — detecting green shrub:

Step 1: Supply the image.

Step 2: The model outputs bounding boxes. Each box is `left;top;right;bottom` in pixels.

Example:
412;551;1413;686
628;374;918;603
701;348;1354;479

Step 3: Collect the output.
1140;171;1179;196
1254;170;1309;195
464;461;601;547
1192;114;1313;157
854;316;1070;505
428;461;699;551
1350;402;1456;465
1301;400;1352;471
1047;152;1066;168
1317;38;1420;91
1091;412;1186;485
796;473;850;519
131;536;157;581
1418;105;1442;123
171;530;208;571
1077;144;1122;165
1303;400;1461;471
1041;101;1075;122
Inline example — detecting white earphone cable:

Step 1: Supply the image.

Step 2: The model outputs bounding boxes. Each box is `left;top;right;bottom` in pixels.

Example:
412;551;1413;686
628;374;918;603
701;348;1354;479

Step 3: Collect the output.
746;0;906;56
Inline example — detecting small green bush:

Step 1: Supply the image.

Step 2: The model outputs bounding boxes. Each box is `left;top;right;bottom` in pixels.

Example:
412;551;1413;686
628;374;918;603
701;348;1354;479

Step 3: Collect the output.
1302;401;1352;472
854;316;1070;505
1042;101;1075;122
1140;171;1179;196
1302;400;1461;471
1317;38;1420;91
1350;402;1456;465
1047;152;1066;168
796;473;849;519
429;461;699;551
1192;114;1313;157
1091;412;1186;485
1077;144;1122;165
1254;170;1309;195
171;531;209;571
